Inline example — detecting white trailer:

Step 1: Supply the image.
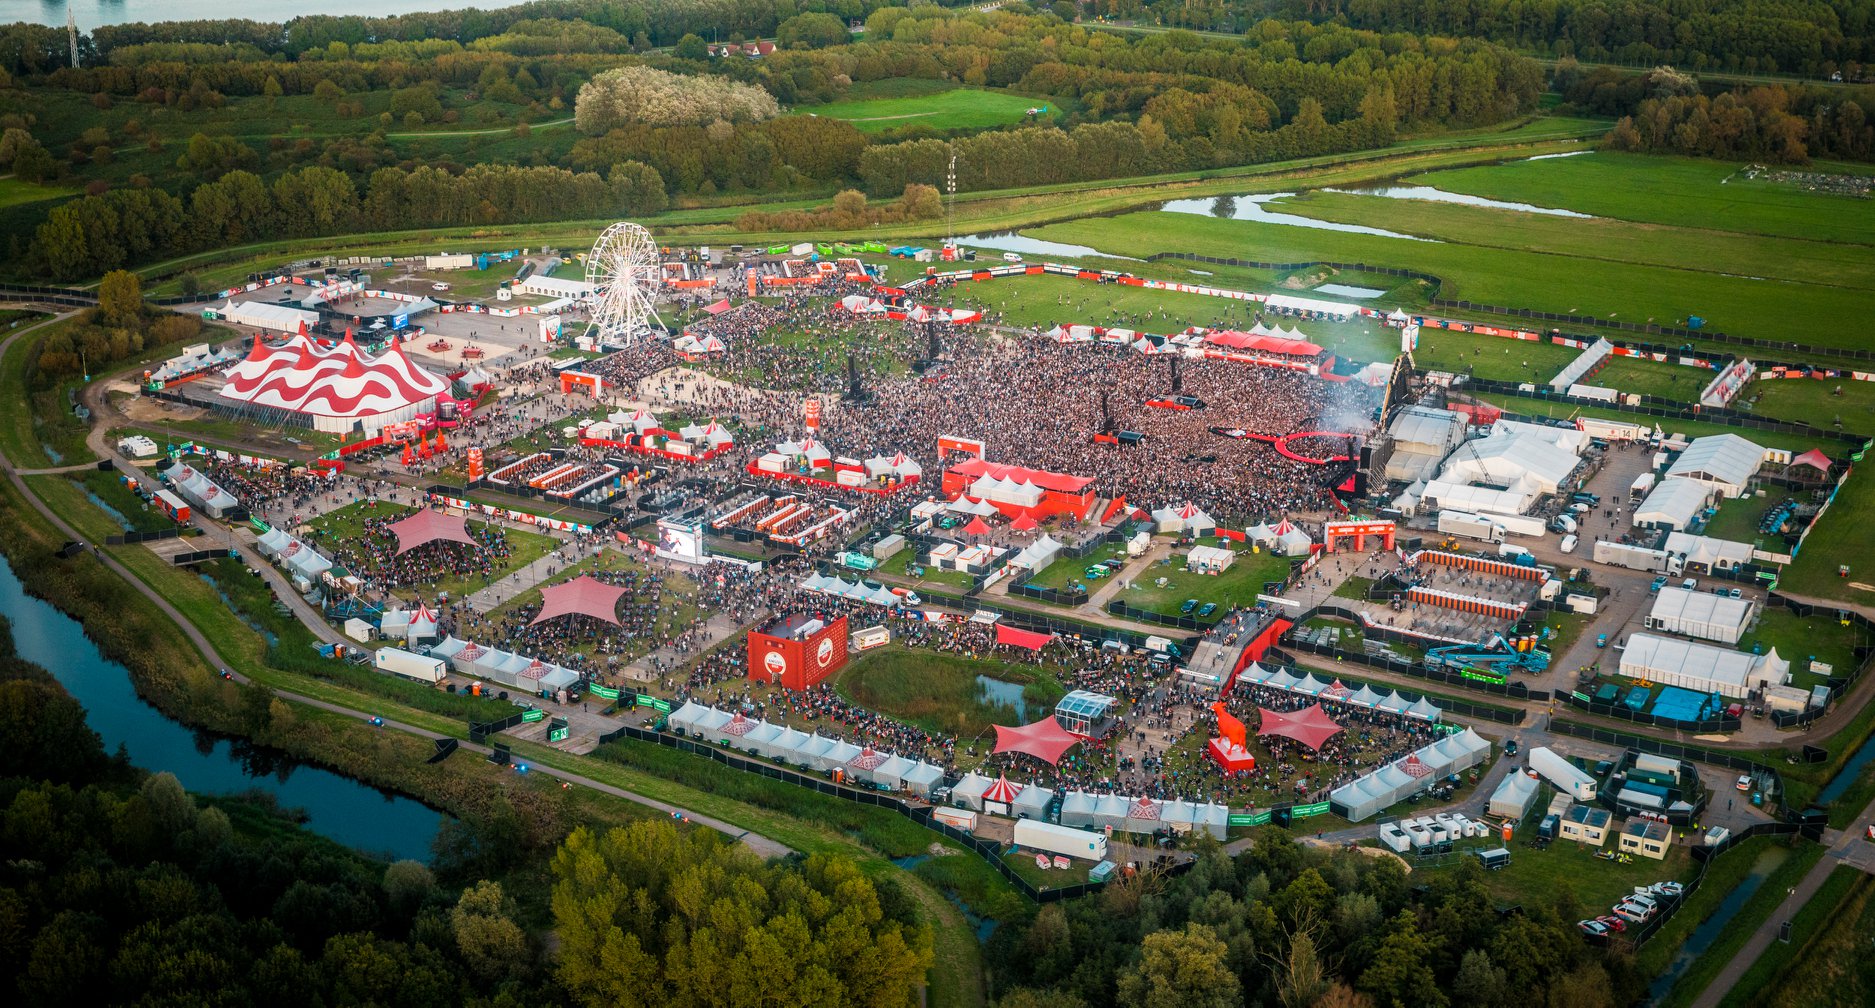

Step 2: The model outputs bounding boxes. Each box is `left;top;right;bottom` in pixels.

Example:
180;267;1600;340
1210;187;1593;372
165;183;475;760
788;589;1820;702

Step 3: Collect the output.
374;647;446;684
1014;819;1109;861
1438;510;1504;543
1527;747;1598;801
932;807;977;831
1483;511;1548;539
1630;472;1657;501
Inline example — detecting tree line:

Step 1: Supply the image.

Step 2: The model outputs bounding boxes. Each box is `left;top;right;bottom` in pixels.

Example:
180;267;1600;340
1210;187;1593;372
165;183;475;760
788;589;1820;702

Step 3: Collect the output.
1085;0;1875;79
1551;64;1875;163
27;161;668;282
985;828;1647;1008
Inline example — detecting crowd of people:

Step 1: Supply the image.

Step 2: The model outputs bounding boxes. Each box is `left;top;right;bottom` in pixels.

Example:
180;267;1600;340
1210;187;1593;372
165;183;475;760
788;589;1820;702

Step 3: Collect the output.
305;504;519;597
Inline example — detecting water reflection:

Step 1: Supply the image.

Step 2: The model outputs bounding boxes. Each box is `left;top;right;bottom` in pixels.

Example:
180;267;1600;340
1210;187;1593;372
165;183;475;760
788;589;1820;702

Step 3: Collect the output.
1328;184;1592;218
1154;192;1436;241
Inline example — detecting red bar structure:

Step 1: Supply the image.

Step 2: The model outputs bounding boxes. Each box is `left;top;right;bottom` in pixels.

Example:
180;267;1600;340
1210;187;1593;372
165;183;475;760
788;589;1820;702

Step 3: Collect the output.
1413;549;1547;582
1405;586;1528;621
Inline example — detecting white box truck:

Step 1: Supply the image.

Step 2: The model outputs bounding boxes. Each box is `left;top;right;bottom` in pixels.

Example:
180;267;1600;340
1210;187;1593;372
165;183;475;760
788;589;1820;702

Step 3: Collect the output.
1014;819;1108;861
374;647;446;684
1527;747;1598;801
1437;510;1504;544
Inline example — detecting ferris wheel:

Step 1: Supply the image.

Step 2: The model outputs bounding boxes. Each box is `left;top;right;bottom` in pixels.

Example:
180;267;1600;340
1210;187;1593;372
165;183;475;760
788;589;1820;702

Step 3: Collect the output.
583;221;664;347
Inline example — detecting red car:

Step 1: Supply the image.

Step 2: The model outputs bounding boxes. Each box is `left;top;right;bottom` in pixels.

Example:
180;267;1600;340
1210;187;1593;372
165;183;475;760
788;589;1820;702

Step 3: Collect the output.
1596;915;1627;933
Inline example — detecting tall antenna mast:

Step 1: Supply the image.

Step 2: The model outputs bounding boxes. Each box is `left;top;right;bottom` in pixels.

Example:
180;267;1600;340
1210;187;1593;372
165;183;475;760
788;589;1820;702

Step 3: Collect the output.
67;5;80;68
944;148;957;248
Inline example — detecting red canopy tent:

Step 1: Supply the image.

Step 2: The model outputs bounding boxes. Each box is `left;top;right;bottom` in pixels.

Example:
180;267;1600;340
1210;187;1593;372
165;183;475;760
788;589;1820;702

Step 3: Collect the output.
388;510;479;554
1790;448;1832;474
963;515;991;536
1010;511;1040;532
701;299;733;315
982;775;1020;806
992;716;1082;765
530;575;627;626
1256;704;1344;751
995;623;1054;650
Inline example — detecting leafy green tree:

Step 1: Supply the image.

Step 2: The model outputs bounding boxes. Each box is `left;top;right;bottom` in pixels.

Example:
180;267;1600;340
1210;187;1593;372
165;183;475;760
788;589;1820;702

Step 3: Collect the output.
451;881;529;983
1358;913;1447;1008
97;269;143;328
1116;923;1241;1008
777;12;850;49
674;33;708;60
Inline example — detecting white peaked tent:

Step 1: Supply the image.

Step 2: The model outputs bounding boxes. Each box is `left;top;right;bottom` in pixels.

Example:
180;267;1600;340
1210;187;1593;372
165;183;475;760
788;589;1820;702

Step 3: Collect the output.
1488;772;1539;819
953;772;996;812
1345;684;1383;709
1059;791;1100;827
1011;534;1064;571
1151;501;1216;535
901;762;943;797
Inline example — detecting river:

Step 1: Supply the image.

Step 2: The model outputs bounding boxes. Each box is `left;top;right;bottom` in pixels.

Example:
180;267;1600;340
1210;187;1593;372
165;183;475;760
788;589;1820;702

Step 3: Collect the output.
0;555;445;861
29;1;480;28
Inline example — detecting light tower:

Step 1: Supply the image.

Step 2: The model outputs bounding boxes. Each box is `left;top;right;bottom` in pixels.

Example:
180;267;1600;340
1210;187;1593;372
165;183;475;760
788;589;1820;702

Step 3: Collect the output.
67;5;80;68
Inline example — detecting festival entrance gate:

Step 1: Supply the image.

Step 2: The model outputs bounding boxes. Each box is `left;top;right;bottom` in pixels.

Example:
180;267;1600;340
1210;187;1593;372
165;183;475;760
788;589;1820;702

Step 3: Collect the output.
1323;519;1395;553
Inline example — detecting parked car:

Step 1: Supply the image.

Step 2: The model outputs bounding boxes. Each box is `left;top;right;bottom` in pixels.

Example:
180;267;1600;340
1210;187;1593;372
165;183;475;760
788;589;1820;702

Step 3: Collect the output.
1197;602;1218;618
1505;739;1519;757
1612;901;1654;924
1650;576;1668;593
1681;577;1697;590
430;282;451;291
1577;920;1610;937
1648;881;1685;898
1728;587;1743;599
1596;634;1609;648
1737;774;1755;791
1596;915;1628;933
1179;599;1199;614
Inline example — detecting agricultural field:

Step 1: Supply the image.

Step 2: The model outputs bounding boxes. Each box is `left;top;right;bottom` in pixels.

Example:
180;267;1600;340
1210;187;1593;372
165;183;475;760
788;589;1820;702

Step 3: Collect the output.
799;79;1053;134
1025;154;1875;358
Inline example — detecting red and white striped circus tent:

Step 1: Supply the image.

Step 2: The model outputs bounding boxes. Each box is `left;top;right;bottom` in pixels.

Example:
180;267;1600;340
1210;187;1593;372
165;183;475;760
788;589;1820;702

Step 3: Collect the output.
218;330;451;434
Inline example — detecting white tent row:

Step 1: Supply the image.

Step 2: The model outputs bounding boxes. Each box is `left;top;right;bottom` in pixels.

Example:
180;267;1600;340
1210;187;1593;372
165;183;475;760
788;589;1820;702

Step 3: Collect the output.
676;421;735;449
1235;663;1442;721
1056;791;1229;839
968;474;1044;508
799;573;901;608
1618;632;1788;698
1245;519;1313;556
665;701;944;796
426;636;580;695
254;526;332;584
378;606;440;645
863;453;923;479
1009;534;1064;572
1329;728;1493;821
165;465;242;518
1151;503;1216;535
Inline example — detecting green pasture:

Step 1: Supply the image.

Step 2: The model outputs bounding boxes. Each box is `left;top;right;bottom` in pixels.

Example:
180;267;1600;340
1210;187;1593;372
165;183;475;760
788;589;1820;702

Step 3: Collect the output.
833;644;1064;740
1411;329;1582;380
1736;607;1867;692
801;81;1050;133
1784;464;1875;603
0;176;78;210
1119;547;1294;615
1410;153;1875;245
1590;356;1712;402
1276;187;1875;293
1027;207;1870;355
1740;377;1875;435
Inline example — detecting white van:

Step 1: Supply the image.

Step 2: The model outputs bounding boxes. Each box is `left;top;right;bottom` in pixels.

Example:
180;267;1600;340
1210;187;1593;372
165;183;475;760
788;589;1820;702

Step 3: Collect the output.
1559;534;1579;554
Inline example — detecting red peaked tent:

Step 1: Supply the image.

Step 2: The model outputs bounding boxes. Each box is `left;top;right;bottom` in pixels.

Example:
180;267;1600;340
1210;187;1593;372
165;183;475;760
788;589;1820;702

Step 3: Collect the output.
702;299;733;315
996;623;1054;650
963;515;992;536
1790;448;1832;473
1010;511;1040;532
982;774;1020;805
389;510;479;554
1256;704;1344;751
530;575;627;626
992;716;1082;765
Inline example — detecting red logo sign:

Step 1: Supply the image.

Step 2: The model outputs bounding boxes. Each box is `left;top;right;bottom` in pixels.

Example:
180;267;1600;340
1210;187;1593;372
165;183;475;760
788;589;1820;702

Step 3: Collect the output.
816;637;835;668
762;650;787;679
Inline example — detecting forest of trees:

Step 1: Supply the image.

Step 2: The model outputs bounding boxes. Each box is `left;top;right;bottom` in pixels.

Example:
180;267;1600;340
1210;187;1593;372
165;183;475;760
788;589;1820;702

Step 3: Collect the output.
984;830;1645;1008
2;5;1549;280
1549;64;1875;162
1085;0;1875;78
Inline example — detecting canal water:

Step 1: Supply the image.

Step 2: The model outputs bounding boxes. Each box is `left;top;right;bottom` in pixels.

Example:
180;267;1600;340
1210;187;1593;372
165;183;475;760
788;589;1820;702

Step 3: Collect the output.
1153;193;1436;241
0;556;445;861
1645;846;1786;1002
1327;184;1593;218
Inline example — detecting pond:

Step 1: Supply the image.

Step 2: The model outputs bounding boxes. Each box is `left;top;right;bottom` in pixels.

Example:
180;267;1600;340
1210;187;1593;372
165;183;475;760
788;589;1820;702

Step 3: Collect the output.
976;675;1030;720
953;232;1142;261
1153;193;1436;241
1327;184;1593;218
1314;283;1387;299
0;555;445;861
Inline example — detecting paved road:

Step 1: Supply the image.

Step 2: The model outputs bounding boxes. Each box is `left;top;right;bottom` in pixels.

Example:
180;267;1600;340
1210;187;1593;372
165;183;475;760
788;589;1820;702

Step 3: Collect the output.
0;315;791;859
1690;793;1875;1008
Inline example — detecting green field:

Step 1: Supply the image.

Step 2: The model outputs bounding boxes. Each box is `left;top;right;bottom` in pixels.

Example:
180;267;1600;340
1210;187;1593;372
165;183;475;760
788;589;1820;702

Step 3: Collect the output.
1120;547;1295;615
1026;153;1875;357
833;644;1063;740
0;176;78;210
1702;492;1781;544
1411;153;1875;245
1469;393;1846;456
1741;377;1875;436
1736;607;1867;691
1591;356;1713;402
802;80;1051;134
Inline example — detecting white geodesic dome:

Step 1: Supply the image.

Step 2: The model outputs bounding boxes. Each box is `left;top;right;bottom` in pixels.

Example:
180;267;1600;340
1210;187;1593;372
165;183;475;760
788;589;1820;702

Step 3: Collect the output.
584;221;663;347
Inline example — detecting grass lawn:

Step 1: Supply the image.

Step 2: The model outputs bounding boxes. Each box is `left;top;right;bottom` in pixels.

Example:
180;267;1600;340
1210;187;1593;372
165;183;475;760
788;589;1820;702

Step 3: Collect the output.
1634;836;1779;980
1781;463;1875;603
1411;327;1583;380
1740;377;1875;436
881;550;978;592
25;471;174;541
833;644;1065;741
1591;356;1714;403
1420;832;1695;917
302;499;560;601
392;263;528;300
1332;575;1377;601
1410;152;1875;245
1024;544;1127;596
0;314;98;469
1542;609;1595;657
0;176;79;209
1656;840;1825;1008
1119;547;1295;615
1702;492;1782;544
1028;207;1873;356
1726;866;1875;1008
801;80;1051;134
1000;849;1092;890
1738;607;1868;691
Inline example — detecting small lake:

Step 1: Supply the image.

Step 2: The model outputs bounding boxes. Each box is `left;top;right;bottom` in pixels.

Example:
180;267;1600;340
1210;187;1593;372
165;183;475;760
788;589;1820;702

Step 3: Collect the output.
0;556;445;861
953;232;1141;262
1315;283;1386;299
1154;193;1436;241
1328;184;1593;218
976;675;1029;720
